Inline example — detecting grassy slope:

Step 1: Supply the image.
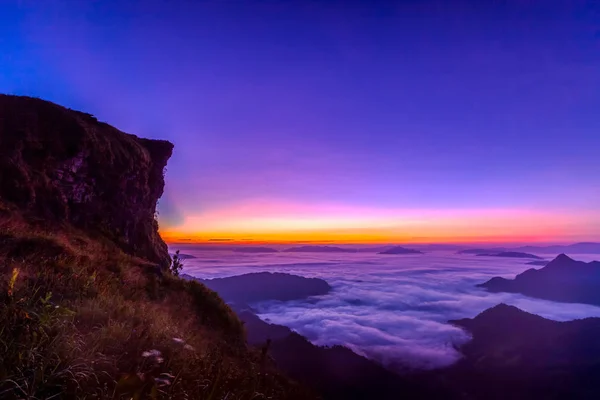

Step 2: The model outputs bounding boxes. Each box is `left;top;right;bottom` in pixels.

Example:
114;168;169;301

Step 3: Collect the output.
0;207;312;399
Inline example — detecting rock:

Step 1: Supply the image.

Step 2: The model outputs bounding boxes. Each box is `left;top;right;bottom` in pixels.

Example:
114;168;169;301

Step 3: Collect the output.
0;95;172;267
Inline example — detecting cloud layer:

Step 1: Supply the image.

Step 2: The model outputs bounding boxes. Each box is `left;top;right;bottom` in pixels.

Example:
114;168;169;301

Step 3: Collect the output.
181;250;600;370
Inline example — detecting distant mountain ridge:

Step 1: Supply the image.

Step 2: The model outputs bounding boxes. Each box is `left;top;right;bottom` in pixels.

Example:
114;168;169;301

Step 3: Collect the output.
513;242;600;254
478;254;600;305
233;246;279;253
457;242;600;256
282;245;357;253
378;246;423;255
183;272;332;303
457;248;506;254
476;251;542;259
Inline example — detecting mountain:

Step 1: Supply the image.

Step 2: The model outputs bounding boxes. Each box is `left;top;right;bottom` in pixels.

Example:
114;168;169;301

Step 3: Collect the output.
185;272;332;303
457;248;506;254
444;304;600;399
0;95;172;267
513;242;600;254
459;243;600;256
476;251;542;259
233;246;279;253
283;245;358;253
478;254;600;305
356;245;396;253
378;246;423;255
0;95;309;399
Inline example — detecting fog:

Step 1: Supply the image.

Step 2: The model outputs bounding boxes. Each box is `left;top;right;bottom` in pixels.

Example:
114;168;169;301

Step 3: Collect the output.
180;248;600;369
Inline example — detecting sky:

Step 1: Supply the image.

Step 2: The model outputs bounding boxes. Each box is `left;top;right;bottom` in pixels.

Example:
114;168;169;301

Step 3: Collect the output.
1;0;599;243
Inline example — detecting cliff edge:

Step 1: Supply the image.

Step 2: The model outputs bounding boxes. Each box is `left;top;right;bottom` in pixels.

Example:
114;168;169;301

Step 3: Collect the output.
0;95;310;399
0;94;172;267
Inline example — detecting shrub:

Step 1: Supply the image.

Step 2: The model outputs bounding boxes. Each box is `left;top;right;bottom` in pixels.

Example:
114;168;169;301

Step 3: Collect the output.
170;250;183;276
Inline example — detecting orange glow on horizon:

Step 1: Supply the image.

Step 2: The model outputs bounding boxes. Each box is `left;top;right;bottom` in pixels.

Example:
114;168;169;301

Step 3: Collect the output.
158;200;599;245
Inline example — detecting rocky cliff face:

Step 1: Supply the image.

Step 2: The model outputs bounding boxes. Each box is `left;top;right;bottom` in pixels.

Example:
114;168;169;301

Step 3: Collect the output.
0;95;173;267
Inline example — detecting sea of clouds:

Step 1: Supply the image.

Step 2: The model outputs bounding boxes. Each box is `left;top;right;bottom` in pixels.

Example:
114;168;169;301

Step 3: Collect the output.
179;248;600;370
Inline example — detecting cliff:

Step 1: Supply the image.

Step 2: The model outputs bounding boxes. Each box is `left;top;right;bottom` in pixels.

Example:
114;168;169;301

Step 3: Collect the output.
0;94;172;268
0;96;310;400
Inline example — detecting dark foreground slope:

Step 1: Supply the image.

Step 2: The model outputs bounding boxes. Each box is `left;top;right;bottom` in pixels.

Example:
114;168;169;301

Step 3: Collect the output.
0;95;311;400
444;304;600;399
478;254;600;305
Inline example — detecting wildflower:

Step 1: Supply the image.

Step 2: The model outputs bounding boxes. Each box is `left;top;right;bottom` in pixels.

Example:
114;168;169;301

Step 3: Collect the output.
8;268;19;297
184;344;195;351
156;357;164;364
172;337;185;344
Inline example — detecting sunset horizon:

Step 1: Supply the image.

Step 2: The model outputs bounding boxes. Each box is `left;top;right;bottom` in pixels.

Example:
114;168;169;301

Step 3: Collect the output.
2;1;600;398
159;200;599;244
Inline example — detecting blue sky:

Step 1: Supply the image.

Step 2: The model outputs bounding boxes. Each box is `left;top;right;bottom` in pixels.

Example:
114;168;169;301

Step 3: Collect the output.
1;0;599;242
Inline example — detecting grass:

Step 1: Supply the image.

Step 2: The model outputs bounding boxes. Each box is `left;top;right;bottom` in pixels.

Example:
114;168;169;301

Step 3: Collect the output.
0;216;313;399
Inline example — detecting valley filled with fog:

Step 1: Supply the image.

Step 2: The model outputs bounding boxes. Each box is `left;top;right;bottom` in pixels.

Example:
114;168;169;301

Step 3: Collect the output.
178;247;600;370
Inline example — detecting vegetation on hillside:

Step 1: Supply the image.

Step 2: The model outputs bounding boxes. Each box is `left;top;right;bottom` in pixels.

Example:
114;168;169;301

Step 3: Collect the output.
0;95;312;399
0;211;311;400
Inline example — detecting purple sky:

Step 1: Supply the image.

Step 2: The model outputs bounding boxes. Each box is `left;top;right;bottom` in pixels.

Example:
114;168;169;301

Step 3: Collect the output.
1;1;599;242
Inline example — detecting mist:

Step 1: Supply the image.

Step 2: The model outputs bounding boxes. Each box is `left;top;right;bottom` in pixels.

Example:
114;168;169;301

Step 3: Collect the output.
180;249;600;370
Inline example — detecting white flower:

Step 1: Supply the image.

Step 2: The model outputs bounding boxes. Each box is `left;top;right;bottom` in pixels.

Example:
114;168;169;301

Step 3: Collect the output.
141;349;162;358
184;344;195;351
172;337;185;344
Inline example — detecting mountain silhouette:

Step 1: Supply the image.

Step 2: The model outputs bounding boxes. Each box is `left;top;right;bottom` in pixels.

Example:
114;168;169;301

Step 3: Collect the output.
444;303;600;399
378;246;423;255
233;246;279;253
283;245;357;253
478;254;600;305
183;272;331;303
475;251;542;259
